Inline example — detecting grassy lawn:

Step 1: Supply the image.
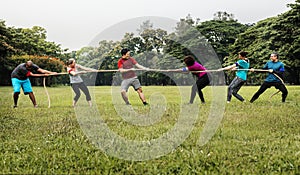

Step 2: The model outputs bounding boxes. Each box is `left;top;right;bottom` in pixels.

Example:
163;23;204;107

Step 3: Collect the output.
0;85;299;174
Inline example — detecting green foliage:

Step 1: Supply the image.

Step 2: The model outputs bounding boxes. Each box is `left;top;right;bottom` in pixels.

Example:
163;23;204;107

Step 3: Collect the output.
0;20;15;59
10;55;66;86
1;1;299;85
227;0;300;84
197;19;249;62
0;86;299;174
9;26;64;57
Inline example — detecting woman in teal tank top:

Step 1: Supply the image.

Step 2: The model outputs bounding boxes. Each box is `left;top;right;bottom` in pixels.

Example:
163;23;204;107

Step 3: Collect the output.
219;51;250;103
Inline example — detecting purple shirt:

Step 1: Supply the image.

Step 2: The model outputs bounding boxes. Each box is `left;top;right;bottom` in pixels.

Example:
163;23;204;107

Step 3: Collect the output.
187;61;207;78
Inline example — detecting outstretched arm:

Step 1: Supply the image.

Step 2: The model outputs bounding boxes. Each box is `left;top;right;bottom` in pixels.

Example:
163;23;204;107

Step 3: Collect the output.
218;63;236;71
37;68;56;74
77;64;97;72
168;67;190;73
29;72;50;77
68;69;88;76
135;63;149;70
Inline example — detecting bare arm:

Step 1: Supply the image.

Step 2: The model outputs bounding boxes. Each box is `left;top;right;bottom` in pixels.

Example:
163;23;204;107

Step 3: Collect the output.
37;68;56;74
218;64;236;71
77;64;97;72
68;69;87;76
135;63;149;70
164;67;189;73
29;72;50;77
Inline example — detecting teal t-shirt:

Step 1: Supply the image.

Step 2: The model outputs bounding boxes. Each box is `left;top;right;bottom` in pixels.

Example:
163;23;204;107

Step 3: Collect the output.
236;59;250;80
263;61;284;82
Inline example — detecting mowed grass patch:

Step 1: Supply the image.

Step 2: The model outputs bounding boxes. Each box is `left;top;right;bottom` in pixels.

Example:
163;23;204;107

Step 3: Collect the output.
0;85;299;174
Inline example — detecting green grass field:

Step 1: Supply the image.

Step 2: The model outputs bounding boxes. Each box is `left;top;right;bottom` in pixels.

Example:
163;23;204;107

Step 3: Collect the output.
0;85;299;174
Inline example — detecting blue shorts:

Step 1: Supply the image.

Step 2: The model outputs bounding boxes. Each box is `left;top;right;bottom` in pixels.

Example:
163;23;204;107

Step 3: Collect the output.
11;78;33;95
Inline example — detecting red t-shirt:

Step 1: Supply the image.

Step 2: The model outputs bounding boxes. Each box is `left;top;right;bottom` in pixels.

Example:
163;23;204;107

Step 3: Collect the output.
118;57;137;79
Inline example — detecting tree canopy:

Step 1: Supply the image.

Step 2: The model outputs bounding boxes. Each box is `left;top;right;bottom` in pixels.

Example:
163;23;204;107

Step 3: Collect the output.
226;0;300;84
0;0;299;85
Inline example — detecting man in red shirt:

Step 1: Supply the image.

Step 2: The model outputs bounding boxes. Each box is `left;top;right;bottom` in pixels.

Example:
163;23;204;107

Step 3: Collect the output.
118;48;149;105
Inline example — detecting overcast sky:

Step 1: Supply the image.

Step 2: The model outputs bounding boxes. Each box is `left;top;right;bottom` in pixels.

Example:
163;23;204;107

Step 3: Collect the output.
0;0;295;51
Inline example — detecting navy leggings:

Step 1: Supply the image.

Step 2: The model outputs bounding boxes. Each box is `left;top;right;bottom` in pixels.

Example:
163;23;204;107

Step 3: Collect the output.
250;81;288;102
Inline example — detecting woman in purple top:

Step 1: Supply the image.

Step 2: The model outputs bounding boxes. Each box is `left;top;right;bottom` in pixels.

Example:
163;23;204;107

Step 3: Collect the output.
182;55;210;104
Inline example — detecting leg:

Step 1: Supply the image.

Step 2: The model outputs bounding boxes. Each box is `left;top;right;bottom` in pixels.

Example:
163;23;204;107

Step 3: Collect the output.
28;92;38;107
275;83;288;102
227;79;235;102
78;82;92;106
189;83;197;104
121;79;131;105
22;78;36;107
132;78;147;105
71;83;81;106
231;78;245;102
11;78;21;107
196;74;210;103
121;90;130;105
136;87;147;104
13;92;20;107
250;82;270;103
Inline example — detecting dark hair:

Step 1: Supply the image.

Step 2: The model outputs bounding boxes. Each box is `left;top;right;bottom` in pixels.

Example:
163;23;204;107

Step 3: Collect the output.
121;48;130;56
271;52;279;59
183;55;195;66
67;58;75;65
239;51;248;57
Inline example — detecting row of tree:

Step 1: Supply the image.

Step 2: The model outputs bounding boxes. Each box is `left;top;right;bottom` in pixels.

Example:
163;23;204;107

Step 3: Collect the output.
0;0;299;86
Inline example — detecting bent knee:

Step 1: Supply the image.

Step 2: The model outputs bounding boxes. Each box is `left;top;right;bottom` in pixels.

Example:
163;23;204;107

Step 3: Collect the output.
121;90;127;94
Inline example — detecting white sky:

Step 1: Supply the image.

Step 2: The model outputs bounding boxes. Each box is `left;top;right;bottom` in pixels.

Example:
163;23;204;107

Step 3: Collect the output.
0;0;295;51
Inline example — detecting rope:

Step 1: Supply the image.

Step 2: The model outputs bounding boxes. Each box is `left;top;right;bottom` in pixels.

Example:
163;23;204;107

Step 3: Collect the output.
235;68;269;72
43;77;51;108
44;67;285;104
269;73;285;100
47;68;282;76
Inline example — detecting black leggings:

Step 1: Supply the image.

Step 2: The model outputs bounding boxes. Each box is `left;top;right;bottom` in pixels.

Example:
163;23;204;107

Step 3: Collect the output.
227;77;245;102
71;82;91;102
190;74;210;103
250;81;288;102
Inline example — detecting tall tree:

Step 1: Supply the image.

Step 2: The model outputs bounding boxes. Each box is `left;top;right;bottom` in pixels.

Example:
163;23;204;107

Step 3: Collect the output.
196;14;249;63
9;26;63;57
213;11;235;21
0;20;15;59
227;0;300;84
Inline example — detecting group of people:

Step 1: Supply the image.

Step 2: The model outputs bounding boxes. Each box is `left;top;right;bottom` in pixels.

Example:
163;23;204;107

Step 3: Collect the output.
219;51;288;103
11;49;288;108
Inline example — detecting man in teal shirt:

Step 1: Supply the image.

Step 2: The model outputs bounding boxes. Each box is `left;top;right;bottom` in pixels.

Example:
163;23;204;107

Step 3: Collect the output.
250;52;288;103
219;51;250;103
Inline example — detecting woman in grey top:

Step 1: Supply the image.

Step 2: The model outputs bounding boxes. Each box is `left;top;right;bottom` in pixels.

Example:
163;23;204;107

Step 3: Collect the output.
67;58;96;107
